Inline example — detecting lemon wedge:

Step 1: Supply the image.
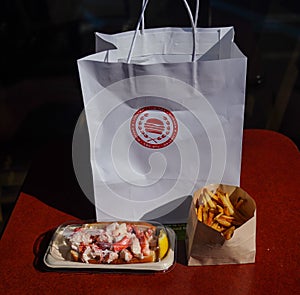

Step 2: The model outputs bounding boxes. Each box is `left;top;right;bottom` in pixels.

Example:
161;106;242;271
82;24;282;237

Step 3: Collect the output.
158;229;169;260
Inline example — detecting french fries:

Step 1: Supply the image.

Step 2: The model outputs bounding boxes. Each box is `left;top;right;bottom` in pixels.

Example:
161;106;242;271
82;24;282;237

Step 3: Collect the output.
195;188;247;240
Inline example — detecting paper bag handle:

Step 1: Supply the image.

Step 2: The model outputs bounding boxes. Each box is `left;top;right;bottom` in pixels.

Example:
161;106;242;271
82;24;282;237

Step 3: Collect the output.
127;0;199;63
140;0;199;34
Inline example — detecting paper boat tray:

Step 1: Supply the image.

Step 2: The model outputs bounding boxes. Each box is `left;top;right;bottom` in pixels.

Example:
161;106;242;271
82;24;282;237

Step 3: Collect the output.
44;221;176;272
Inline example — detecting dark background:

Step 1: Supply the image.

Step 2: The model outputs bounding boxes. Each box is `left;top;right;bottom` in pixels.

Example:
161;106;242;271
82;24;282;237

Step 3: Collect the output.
0;0;299;233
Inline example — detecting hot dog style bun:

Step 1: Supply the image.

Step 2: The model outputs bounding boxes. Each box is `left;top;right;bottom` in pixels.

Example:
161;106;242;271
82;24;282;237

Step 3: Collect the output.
66;222;161;264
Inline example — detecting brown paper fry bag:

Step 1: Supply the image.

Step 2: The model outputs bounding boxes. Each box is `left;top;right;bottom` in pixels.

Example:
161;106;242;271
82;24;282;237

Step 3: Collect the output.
186;184;256;266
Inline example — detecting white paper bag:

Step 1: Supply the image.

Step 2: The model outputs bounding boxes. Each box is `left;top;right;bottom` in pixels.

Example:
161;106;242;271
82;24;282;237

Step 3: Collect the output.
76;0;247;223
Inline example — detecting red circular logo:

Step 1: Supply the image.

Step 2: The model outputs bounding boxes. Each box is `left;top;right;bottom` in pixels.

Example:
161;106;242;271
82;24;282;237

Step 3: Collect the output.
130;106;178;149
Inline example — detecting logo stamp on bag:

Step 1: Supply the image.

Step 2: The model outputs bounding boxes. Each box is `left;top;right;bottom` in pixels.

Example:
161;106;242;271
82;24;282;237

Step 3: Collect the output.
130;106;178;149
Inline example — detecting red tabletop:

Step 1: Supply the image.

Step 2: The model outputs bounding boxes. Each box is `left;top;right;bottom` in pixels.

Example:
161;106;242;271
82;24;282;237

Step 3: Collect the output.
0;129;299;295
